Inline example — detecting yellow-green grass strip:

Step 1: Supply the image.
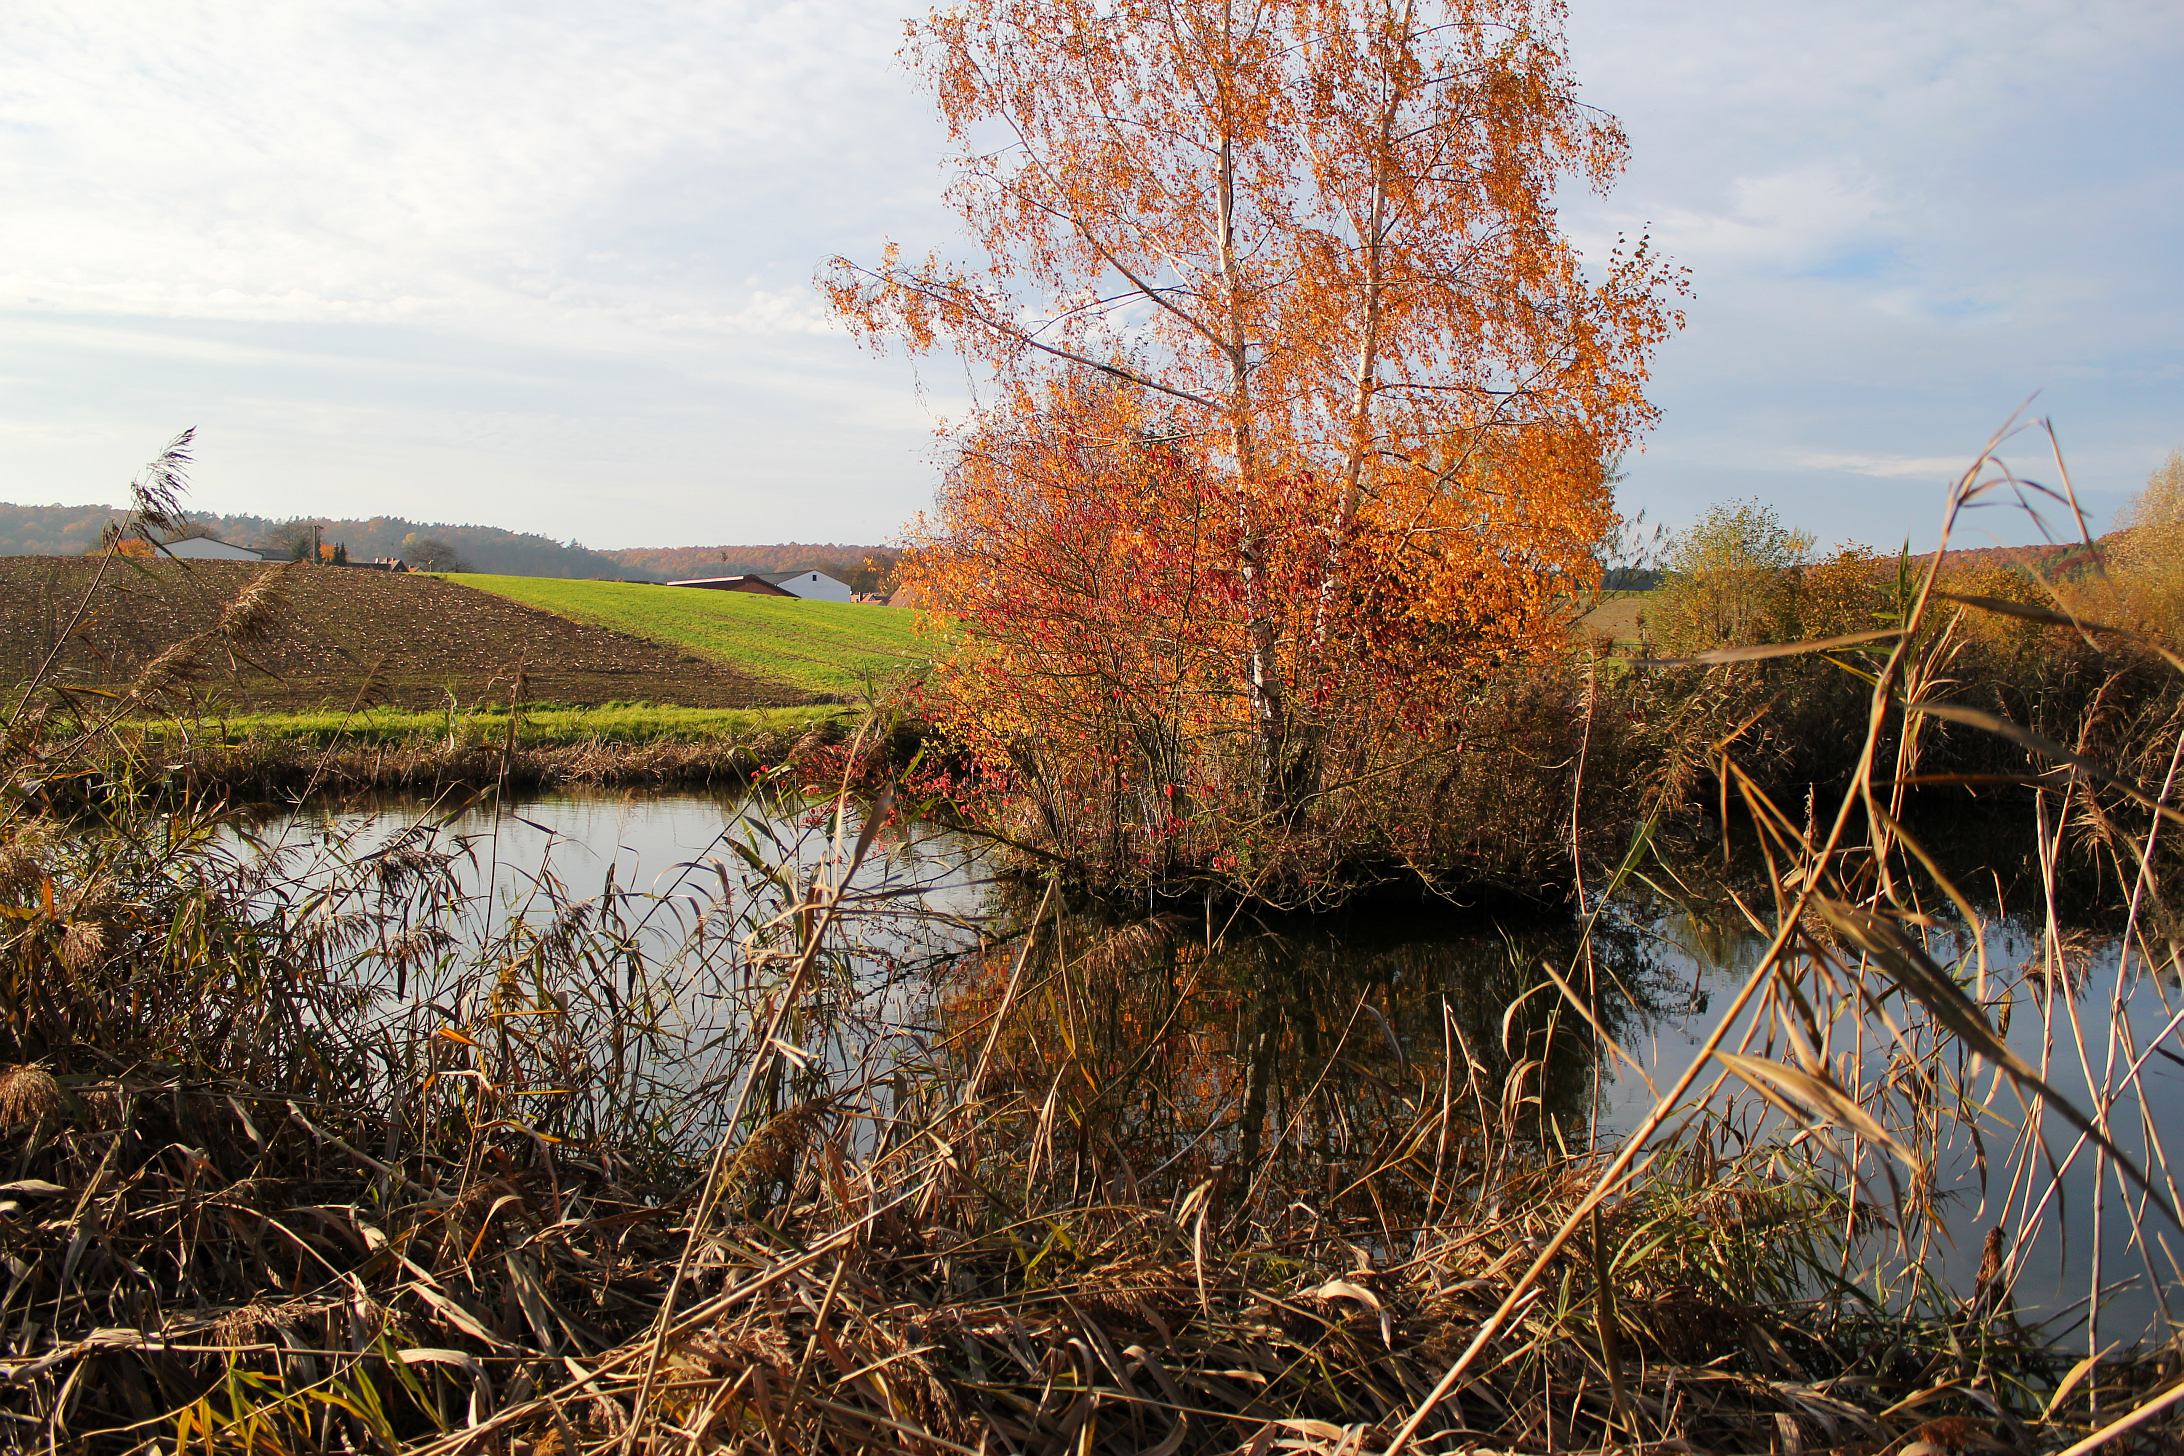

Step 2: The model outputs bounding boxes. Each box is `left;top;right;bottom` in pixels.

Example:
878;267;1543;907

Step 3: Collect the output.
134;703;842;749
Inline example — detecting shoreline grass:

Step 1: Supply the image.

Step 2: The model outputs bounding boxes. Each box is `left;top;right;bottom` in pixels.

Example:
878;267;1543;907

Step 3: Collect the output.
135;701;844;749
103;702;867;799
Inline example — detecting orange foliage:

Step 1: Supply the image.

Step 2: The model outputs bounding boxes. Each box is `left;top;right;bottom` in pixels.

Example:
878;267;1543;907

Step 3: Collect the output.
829;0;1685;893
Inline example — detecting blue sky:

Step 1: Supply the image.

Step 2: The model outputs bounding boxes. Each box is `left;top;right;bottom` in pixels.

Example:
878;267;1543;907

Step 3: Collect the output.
0;1;2177;551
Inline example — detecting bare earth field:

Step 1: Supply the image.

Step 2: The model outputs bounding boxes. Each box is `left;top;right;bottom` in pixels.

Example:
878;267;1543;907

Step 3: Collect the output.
1575;590;1651;646
0;557;803;710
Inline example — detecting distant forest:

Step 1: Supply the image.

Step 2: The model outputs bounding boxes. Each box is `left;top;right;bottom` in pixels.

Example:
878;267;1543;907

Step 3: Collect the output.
0;501;899;588
0;499;2097;596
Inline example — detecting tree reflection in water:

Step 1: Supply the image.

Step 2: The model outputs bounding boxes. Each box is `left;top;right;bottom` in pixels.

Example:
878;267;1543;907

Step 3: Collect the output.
929;901;1676;1227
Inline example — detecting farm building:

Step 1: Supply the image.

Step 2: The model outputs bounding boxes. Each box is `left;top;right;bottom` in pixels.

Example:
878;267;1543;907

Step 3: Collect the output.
667;574;796;596
763;570;854;603
160;536;265;562
666;570;856;603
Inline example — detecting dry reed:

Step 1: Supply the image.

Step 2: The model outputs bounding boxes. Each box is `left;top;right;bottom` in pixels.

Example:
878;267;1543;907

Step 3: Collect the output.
1;428;2180;1455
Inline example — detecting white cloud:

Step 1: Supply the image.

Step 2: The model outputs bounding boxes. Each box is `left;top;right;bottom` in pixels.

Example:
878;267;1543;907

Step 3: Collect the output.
1645;163;1891;272
1560;0;2184;546
1784;451;1974;481
0;2;940;341
0;1;2176;548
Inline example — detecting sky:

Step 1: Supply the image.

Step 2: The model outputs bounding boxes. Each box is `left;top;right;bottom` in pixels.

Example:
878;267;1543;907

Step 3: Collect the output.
0;1;2177;552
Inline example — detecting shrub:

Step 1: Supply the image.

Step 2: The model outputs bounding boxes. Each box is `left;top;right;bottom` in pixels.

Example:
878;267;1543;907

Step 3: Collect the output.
2103;448;2184;640
1651;500;1815;654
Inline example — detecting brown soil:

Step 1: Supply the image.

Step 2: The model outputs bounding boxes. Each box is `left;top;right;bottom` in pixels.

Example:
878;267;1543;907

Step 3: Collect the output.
1574;592;1650;646
0;557;804;710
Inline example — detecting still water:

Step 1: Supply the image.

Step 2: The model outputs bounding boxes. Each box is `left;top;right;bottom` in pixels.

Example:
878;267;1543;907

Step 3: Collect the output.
238;788;2184;1347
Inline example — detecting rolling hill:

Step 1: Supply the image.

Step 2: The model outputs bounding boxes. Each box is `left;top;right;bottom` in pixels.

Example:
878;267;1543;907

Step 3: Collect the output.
0;558;798;711
0;502;908;591
449;574;928;701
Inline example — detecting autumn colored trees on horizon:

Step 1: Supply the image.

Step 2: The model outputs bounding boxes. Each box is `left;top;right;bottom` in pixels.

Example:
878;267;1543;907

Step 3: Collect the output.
827;0;1683;895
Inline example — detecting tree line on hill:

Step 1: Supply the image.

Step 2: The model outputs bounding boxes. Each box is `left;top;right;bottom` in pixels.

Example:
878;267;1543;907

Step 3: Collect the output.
0;503;629;576
0;501;901;588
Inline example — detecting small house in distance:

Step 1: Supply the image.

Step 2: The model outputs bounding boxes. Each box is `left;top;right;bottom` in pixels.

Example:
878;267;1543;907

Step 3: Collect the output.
666;569;856;603
762;570;854;603
160;536;265;562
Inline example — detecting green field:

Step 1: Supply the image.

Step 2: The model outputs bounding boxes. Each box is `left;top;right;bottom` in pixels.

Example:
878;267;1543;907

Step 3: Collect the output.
447;575;930;699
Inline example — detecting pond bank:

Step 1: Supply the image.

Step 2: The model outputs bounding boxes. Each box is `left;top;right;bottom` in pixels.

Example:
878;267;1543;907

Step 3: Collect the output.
92;703;905;797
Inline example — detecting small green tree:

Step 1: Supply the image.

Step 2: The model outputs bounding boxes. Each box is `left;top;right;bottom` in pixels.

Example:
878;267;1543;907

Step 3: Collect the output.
1652;500;1814;653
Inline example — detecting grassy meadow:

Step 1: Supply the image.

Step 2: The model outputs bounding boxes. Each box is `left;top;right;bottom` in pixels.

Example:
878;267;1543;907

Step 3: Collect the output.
1574;589;1653;648
449;573;931;699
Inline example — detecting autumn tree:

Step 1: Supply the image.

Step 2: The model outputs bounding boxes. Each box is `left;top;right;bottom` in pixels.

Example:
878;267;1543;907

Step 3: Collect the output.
830;0;1682;892
1651;500;1814;653
2107;447;2184;635
2118;448;2184;532
259;522;318;562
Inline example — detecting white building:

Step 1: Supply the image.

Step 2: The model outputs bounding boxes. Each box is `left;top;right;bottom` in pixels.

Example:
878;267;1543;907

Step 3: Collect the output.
160;536;265;562
762;569;855;603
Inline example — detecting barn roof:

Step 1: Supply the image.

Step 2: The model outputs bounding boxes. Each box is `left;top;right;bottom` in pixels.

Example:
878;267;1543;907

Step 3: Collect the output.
666;573;793;594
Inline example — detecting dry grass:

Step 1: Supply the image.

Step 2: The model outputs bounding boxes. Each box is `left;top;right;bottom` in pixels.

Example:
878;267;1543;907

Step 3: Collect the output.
129;723;839;798
1;428;2181;1454
0;1063;61;1131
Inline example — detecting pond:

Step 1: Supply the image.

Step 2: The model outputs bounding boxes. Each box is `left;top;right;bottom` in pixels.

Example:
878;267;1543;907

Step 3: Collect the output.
233;787;2184;1349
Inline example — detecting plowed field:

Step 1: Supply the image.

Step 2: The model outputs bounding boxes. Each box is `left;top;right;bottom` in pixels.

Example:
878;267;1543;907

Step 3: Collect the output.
0;558;802;710
452;573;926;699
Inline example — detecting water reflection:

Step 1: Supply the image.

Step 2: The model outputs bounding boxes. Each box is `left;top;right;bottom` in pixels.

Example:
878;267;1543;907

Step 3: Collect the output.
220;787;994;1154
929;904;1677;1223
